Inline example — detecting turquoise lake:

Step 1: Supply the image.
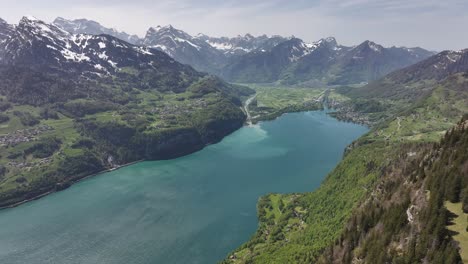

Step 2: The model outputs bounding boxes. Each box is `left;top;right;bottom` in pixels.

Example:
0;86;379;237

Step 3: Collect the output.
0;111;368;264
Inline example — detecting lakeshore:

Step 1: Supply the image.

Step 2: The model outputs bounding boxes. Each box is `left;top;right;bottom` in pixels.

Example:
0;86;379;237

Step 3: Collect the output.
0;111;367;264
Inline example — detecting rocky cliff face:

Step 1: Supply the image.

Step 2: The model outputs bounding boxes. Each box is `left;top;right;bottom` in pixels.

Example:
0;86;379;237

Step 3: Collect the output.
142;116;244;160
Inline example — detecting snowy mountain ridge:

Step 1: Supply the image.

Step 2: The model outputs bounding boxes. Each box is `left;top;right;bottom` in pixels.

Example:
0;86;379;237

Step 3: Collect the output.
0;16;176;78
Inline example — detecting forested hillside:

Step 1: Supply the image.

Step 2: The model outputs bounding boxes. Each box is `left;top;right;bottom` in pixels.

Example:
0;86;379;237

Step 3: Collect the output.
318;116;468;264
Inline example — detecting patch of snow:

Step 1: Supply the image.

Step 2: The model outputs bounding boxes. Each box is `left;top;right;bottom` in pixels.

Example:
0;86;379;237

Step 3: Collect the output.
207;41;233;51
153;44;167;52
304;42;318;49
98;42;106;49
73;34;93;49
36;23;53;34
25;16;38;21
111;39;127;48
368;42;382;52
134;46;153;55
152;25;162;32
98;51;108;60
46;45;58;51
60;49;90;62
174;37;200;50
446;52;461;63
232;47;251;52
194;33;207;39
108;60;118;68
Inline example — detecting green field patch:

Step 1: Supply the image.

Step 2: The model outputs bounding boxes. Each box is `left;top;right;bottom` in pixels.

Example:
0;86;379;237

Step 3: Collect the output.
446;202;468;263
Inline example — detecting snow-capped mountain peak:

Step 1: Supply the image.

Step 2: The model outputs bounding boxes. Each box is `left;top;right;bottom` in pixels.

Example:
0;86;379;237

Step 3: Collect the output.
431;50;465;70
244;33;254;40
53;17;141;44
324;37;336;43
149;25;162;32
360;40;384;52
292;37;342;58
0;17;180;78
20;16;71;39
143;24;205;56
23;15;39;22
147;25;186;36
194;33;208;39
286;38;341;62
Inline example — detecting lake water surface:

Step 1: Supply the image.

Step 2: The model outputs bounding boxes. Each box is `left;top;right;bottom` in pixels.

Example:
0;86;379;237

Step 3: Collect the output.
0;111;368;264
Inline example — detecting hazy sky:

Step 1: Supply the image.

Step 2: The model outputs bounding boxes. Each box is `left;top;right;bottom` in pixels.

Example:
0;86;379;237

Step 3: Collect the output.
0;0;466;51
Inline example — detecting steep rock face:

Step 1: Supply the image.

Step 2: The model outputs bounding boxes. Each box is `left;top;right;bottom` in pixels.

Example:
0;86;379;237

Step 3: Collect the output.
0;18;15;63
142;25;225;73
142;116;245;160
143;128;205;160
220;38;317;83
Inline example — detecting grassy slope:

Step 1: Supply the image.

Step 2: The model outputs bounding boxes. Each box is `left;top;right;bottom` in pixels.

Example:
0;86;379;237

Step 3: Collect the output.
446;202;468;263
223;75;468;263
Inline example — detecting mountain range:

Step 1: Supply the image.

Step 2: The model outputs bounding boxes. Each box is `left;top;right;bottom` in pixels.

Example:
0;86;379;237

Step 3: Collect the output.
53;18;287;73
1;16;193;80
53;17;140;44
52;17;436;86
